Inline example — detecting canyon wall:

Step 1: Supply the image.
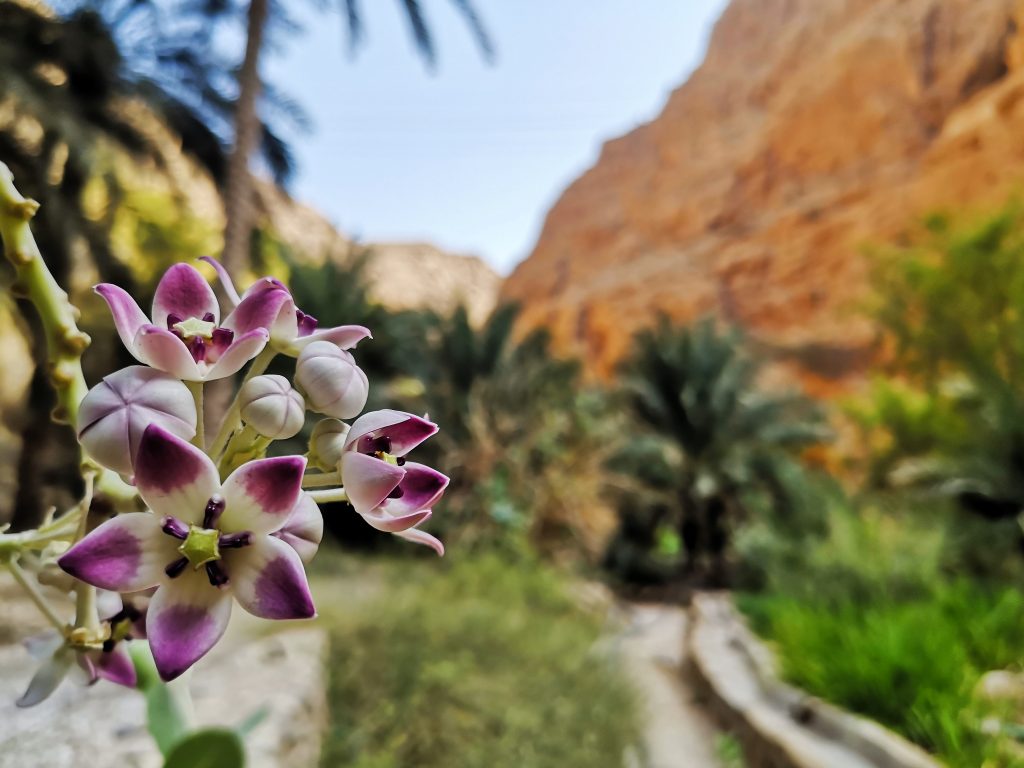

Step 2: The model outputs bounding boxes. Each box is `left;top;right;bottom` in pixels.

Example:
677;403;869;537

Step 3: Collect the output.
501;0;1024;394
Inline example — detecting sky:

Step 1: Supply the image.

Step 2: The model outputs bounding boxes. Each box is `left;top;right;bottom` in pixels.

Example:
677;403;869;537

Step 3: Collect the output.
265;1;729;275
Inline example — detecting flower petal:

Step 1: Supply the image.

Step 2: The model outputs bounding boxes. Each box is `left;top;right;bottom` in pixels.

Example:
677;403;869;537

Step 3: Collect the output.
58;513;173;592
203;328;270;381
95;284;149;355
16;649;73;708
290;324;372;352
135;325;202;380
395;526;445;556
384;462;449;516
360;507;432;534
198;256;241;306
273;492;323;564
134;425;221;524
340;451;405;515
345;410;438;456
94;645;137;687
152;263;219;327
228;535;316;620
146;571;232;681
222;287;294;338
220;455;306;535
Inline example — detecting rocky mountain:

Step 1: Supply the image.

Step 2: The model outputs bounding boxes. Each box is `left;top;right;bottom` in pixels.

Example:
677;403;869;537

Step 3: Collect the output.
501;0;1024;395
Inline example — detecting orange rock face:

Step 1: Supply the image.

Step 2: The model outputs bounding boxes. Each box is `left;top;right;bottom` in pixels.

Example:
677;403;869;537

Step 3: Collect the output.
501;0;1024;395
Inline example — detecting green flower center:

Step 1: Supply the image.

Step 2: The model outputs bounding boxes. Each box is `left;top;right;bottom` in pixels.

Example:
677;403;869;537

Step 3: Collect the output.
178;525;221;568
173;316;217;340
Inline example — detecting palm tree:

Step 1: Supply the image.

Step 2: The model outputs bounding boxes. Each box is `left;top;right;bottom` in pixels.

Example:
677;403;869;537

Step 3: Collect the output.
0;2;251;528
610;316;827;586
220;0;495;277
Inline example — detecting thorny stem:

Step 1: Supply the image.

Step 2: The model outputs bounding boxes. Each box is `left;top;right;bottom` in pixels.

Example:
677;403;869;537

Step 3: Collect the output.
209;347;276;460
0;163;136;510
302;470;342;489
187;380;205;449
6;559;66;633
307;487;349;504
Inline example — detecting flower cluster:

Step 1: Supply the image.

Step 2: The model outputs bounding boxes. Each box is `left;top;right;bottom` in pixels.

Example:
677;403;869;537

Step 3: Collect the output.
25;260;447;695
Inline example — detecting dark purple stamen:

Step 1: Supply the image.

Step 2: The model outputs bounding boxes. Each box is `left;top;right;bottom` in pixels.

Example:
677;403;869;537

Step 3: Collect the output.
296;309;319;337
206;561;229;587
161;516;189;540
397;457;407;466
203;495;225;528
166;313;184;330
388;485;405;499
165;557;189;579
219;531;251;549
192;336;207;363
202;312;216;323
211;327;234;353
361;434;392;456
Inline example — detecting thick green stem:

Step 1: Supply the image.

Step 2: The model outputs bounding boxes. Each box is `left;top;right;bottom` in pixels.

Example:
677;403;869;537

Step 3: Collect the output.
209;347;275;459
0;163;88;427
307;488;349;504
0;163;137;510
302;470;342;489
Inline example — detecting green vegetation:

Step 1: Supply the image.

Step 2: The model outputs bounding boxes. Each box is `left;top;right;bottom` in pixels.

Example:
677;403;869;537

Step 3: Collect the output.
314;554;641;768
606;316;826;586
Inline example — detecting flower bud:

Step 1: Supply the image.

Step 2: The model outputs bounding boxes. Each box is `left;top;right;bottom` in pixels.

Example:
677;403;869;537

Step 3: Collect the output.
77;366;196;476
239;374;305;439
307;418;351;471
295;340;369;419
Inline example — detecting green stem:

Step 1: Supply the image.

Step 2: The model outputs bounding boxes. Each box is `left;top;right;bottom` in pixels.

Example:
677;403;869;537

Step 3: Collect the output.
209;347;276;460
7;559;66;633
187;380;205;449
0;163;138;510
302;470;342;489
72;472;99;634
307;487;349;504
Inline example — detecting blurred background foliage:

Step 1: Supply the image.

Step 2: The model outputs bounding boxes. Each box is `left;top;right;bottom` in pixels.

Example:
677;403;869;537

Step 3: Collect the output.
4;1;1024;766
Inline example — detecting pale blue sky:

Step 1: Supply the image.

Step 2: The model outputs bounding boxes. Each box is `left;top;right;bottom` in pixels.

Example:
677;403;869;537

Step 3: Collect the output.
266;1;729;274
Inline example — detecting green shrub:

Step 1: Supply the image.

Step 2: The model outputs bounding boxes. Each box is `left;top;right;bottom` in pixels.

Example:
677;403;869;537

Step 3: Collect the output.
738;583;1024;767
317;554;641;768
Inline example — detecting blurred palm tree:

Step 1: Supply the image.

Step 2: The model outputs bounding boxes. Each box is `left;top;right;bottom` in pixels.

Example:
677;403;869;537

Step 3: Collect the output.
220;0;495;277
608;316;827;586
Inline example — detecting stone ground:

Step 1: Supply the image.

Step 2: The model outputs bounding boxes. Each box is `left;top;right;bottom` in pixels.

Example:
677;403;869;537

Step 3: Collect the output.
614;603;723;768
0;573;326;768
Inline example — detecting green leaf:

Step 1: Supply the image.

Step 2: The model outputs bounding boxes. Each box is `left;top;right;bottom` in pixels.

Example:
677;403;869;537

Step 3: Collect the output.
162;729;245;768
130;643;190;756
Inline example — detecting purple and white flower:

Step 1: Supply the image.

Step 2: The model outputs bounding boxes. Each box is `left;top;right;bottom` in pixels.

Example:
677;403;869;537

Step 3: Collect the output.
339;410;448;555
77;366;197;476
16;594;143;708
199;257;370;356
96;263;272;381
59;425;318;681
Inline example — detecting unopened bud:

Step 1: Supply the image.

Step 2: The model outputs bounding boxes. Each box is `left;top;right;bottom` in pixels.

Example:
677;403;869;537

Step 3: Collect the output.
78;366;197;476
308;418;351;471
239;374;305;439
294;341;368;419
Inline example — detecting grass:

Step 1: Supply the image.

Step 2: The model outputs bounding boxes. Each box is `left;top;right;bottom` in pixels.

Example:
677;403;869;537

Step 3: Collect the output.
313;552;641;768
738;583;1024;767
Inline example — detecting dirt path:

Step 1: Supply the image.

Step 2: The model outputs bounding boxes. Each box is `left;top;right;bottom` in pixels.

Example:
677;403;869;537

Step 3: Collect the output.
615;603;722;768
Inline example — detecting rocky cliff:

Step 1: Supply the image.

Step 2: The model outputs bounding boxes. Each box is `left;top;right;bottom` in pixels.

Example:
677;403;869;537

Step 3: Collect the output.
501;0;1024;394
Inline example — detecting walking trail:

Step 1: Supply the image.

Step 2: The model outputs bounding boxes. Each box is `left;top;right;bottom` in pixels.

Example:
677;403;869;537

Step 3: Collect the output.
616;603;722;768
